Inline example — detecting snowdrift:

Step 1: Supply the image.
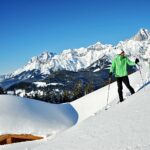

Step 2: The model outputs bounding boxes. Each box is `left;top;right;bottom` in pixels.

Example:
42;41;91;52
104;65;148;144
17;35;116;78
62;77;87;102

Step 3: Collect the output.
0;95;78;136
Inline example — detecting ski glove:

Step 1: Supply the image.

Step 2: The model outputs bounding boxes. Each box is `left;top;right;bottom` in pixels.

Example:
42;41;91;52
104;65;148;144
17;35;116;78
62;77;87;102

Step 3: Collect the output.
135;58;139;64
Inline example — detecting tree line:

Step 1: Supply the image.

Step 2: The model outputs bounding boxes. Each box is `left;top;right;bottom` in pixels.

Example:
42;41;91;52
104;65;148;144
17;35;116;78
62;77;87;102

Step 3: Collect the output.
26;80;95;103
1;81;95;104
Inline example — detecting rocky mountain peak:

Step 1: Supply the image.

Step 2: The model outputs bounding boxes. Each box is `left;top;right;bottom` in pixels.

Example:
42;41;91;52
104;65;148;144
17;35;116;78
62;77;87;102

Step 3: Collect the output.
132;28;150;41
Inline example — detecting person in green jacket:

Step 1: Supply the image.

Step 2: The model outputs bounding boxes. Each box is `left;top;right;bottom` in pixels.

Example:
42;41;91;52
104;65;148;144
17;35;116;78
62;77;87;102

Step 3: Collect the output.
109;49;139;102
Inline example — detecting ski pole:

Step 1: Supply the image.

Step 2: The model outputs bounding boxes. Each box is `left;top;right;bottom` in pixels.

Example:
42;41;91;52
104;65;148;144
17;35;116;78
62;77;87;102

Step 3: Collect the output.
105;77;111;110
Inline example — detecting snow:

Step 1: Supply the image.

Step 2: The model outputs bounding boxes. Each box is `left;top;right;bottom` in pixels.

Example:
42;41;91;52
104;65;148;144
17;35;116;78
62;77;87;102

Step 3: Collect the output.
15;89;26;97
34;85;150;150
48;83;64;86
70;67;146;123
93;68;100;72
1;64;150;150
0;95;78;137
33;82;47;87
1;28;150;149
131;28;150;41
33;82;64;87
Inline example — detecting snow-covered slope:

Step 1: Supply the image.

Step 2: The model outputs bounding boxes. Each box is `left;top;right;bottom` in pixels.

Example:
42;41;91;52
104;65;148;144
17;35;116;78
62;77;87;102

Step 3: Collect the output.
34;81;150;150
0;95;78;136
1;63;150;150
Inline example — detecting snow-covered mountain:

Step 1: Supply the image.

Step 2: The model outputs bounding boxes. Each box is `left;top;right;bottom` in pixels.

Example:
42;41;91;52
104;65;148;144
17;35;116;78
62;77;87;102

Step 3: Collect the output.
11;42;112;77
0;28;150;87
131;28;150;41
116;28;150;60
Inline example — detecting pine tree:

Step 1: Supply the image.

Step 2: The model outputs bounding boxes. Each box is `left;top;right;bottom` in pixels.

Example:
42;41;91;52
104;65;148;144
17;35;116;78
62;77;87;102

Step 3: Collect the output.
73;80;84;100
62;90;70;102
88;81;94;93
84;81;94;95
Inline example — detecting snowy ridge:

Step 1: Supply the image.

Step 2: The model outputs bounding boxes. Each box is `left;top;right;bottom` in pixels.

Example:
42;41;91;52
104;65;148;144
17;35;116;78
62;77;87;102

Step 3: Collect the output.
131;28;150;41
116;29;150;59
12;42;112;76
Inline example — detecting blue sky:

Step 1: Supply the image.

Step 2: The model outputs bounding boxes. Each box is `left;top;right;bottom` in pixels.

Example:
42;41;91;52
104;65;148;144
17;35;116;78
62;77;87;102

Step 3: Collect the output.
0;0;150;74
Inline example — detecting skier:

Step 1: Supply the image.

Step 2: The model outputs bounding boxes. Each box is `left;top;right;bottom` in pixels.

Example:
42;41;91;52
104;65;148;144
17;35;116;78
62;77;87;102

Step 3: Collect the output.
109;49;139;102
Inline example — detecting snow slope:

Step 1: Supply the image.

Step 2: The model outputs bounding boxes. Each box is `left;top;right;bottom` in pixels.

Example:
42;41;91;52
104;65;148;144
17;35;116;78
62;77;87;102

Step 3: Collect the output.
33;81;150;150
0;95;78;136
0;63;150;150
70;64;149;123
1;64;150;150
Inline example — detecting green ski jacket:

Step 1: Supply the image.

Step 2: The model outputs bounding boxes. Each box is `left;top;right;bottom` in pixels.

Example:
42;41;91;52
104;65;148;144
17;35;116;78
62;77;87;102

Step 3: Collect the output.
110;55;136;77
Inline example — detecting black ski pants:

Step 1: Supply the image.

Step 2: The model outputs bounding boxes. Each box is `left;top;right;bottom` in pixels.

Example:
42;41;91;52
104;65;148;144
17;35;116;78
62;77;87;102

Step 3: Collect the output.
116;76;135;102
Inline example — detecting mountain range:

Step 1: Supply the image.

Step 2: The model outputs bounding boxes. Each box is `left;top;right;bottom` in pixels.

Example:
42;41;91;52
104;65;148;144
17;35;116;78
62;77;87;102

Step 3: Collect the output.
2;28;150;77
0;28;150;103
